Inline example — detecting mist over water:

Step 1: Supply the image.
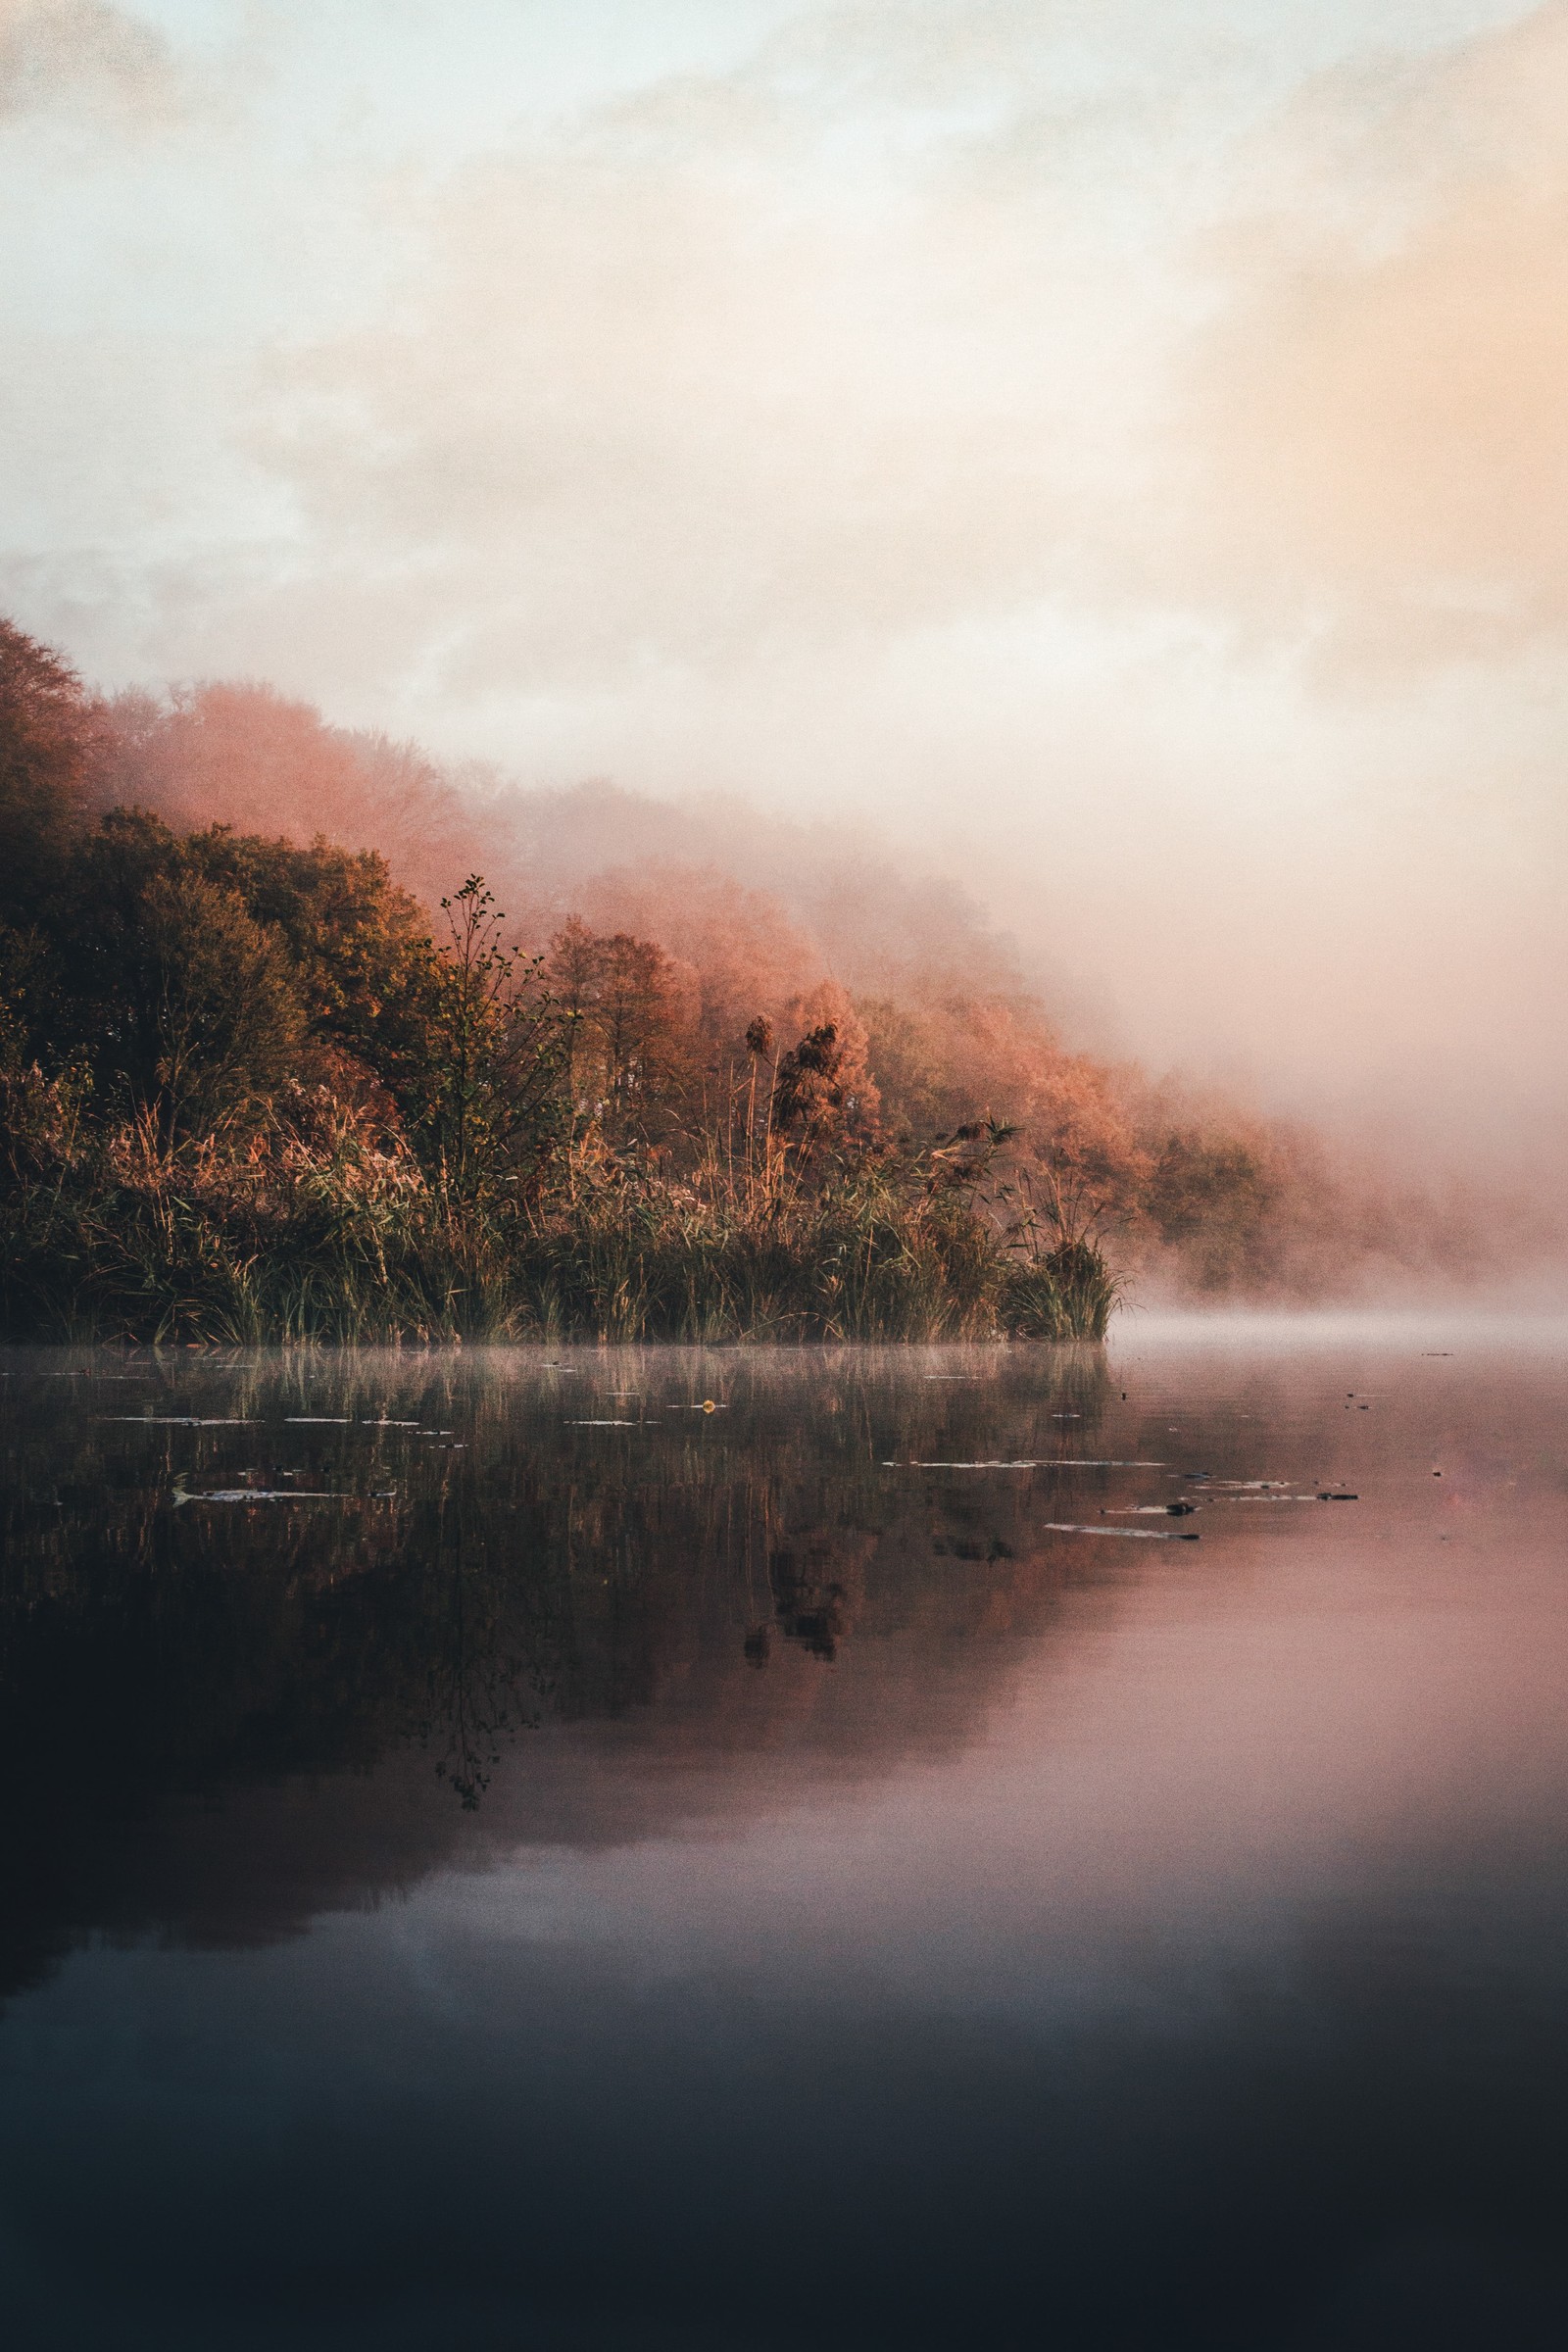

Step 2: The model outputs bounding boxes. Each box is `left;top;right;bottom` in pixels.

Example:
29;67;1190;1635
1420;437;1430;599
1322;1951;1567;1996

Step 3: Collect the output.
3;1320;1567;2346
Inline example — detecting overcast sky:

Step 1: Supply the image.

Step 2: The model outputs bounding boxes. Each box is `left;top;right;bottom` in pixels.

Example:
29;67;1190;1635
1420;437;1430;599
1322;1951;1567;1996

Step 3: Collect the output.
3;0;1565;1172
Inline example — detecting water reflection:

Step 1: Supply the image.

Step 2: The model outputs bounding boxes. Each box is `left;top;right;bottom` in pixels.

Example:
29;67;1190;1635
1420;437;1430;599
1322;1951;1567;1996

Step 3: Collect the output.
2;1326;1568;2347
1;1343;1123;1996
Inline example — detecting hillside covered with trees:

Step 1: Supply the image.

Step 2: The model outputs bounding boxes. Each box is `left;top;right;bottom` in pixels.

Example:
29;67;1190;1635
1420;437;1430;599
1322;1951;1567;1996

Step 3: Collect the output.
0;620;1474;1341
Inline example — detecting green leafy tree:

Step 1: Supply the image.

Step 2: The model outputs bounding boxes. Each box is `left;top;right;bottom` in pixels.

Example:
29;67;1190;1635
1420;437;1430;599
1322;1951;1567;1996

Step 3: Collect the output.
139;868;305;1145
186;826;442;1125
51;809;304;1144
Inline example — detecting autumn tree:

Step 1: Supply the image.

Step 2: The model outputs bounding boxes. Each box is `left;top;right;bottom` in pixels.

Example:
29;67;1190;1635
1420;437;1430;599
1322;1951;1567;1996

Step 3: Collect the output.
421;877;564;1202
543;919;696;1154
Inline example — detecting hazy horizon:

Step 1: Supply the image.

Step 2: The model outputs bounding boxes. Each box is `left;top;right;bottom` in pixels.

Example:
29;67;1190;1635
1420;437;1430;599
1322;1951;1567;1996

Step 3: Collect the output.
4;0;1565;1189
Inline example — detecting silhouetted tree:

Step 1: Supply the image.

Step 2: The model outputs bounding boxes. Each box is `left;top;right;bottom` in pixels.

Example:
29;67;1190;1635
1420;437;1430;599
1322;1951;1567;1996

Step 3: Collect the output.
0;618;95;927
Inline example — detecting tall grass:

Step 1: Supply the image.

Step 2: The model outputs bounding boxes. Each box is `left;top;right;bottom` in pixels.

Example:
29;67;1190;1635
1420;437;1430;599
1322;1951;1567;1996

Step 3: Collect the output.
0;1091;1118;1345
1000;1240;1120;1343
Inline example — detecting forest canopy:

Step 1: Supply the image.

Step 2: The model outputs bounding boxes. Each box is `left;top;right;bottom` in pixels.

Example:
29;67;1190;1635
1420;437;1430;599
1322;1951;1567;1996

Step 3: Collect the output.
0;618;1477;1342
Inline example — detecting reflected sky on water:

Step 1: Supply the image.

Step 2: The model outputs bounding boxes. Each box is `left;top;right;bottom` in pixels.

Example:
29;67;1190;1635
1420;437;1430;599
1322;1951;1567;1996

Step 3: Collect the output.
2;1320;1567;2349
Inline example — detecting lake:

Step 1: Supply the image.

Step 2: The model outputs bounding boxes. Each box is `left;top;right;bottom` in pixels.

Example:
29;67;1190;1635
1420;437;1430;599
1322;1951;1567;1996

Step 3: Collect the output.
2;1317;1566;2348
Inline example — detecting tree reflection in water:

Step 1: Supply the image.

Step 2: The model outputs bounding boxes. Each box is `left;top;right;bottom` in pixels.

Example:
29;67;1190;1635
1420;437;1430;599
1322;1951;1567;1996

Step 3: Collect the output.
0;1342;1118;1999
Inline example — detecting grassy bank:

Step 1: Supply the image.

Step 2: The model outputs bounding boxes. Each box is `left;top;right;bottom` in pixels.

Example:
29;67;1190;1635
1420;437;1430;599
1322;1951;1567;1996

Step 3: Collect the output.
0;1106;1116;1345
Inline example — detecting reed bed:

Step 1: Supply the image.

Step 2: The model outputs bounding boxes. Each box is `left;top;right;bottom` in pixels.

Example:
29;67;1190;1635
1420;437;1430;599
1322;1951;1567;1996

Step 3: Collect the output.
0;1106;1114;1346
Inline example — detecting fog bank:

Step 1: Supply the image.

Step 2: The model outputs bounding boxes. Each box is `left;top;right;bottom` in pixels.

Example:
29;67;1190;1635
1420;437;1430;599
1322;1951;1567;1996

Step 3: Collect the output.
1;2;1564;1197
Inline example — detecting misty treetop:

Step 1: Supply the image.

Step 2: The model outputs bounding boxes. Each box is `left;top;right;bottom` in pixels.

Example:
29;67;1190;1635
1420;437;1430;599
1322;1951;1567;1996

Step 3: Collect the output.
0;618;1469;1340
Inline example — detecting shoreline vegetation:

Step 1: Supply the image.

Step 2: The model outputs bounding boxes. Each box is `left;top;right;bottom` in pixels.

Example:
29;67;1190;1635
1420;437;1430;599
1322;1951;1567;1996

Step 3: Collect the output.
1;619;1470;1342
0;857;1118;1345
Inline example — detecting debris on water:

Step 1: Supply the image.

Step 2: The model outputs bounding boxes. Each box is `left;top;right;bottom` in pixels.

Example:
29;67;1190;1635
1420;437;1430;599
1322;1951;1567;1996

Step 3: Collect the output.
1040;1523;1199;1544
1104;1502;1199;1517
172;1476;346;1506
884;1458;1167;1471
105;1416;253;1427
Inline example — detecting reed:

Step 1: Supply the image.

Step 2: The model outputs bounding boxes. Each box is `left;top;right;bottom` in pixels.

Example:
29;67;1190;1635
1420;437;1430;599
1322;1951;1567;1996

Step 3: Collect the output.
1000;1240;1121;1344
0;1088;1115;1345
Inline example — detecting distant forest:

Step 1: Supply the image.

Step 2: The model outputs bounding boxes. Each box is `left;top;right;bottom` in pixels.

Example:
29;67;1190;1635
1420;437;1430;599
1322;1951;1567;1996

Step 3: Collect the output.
0;617;1477;1341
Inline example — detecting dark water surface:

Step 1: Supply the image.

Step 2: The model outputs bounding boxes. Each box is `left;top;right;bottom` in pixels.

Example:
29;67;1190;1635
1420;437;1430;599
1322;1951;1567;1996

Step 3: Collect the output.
3;1318;1567;2349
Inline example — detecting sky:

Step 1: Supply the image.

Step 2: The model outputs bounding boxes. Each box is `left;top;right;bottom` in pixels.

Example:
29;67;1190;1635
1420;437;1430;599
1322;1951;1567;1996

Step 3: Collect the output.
2;0;1565;1177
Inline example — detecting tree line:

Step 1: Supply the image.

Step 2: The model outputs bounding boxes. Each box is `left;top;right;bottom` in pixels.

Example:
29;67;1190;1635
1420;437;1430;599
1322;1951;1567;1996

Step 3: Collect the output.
2;617;1124;1338
2;616;1460;1337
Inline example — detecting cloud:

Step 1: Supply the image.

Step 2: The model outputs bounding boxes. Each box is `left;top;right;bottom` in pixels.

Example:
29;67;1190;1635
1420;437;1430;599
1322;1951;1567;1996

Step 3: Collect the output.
0;0;177;122
1184;4;1568;667
243;51;1147;703
242;5;1568;709
1;0;1563;1177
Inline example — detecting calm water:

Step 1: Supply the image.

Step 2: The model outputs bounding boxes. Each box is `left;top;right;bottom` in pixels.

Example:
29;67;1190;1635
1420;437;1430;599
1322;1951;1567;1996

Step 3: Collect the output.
2;1319;1567;2349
